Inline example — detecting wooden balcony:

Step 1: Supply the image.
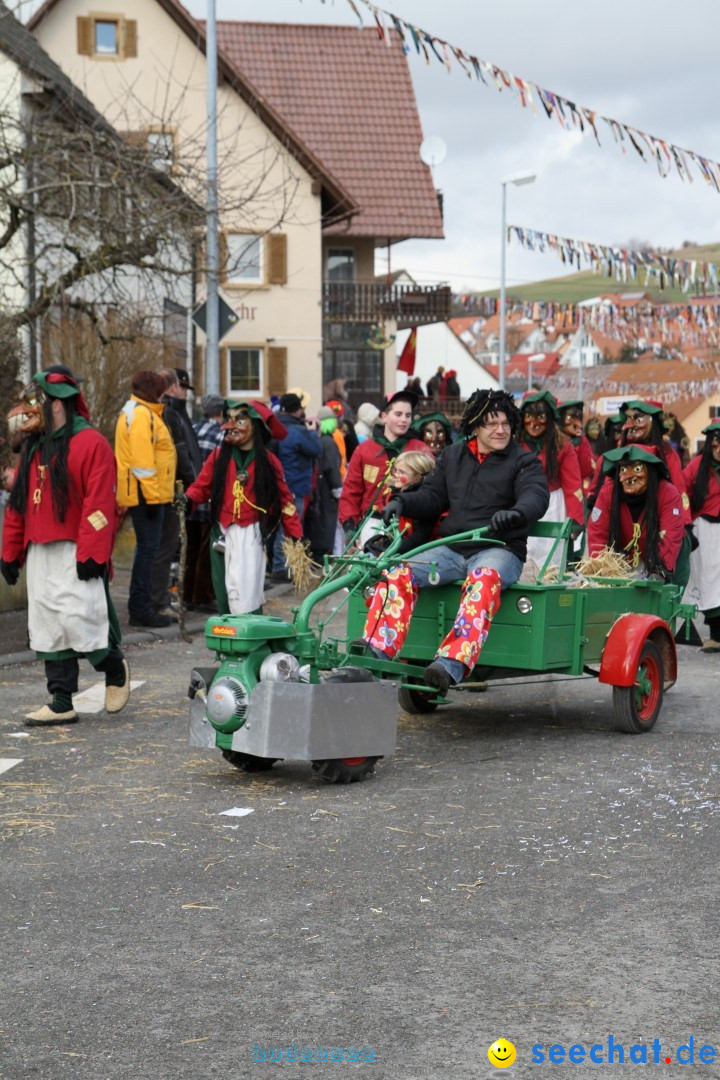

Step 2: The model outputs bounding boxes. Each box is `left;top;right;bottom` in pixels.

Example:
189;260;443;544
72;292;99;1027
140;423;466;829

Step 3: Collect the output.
323;281;452;328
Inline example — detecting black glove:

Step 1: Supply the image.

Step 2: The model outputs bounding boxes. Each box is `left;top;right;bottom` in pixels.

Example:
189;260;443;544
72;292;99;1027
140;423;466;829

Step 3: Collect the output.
363;534;391;557
489;508;525;534
1;558;20;586
381;498;404;525
144;503;159;519
77;558;105;581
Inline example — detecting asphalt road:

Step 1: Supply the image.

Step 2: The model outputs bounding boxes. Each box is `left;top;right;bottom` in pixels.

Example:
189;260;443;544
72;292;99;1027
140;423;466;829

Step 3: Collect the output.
1;607;719;1079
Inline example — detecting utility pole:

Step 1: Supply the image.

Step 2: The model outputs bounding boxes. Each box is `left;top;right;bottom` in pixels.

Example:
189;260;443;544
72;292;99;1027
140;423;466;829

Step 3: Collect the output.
205;0;219;394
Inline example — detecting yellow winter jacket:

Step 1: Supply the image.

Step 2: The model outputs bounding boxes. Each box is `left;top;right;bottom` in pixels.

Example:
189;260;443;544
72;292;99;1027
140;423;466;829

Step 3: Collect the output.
115;396;176;507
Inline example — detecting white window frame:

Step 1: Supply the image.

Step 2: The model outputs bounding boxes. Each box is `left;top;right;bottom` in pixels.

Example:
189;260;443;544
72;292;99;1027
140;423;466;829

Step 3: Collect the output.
228;347;264;396
226;232;264;286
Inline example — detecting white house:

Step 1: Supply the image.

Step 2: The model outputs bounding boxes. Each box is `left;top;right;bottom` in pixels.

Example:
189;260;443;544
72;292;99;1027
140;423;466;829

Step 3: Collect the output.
395;322;499;398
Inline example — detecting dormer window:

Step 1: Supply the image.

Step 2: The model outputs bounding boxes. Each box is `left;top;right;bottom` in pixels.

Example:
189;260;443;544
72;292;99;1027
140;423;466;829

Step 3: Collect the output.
77;15;137;59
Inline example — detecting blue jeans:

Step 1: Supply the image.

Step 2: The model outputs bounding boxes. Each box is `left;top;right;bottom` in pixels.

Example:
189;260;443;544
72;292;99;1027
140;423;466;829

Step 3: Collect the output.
128;505;166;619
406;544;523;683
271;494;306;572
405;543;523;590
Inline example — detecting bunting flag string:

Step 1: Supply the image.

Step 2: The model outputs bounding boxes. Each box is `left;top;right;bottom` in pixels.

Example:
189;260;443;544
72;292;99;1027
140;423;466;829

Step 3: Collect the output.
335;0;720;193
451;292;720;351
507;225;720;293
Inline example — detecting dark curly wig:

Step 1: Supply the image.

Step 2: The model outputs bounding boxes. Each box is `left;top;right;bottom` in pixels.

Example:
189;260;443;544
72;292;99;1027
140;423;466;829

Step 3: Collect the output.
460;389;521;439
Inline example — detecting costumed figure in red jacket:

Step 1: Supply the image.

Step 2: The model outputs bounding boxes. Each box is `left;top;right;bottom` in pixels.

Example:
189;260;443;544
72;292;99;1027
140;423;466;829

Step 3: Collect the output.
587;445;685;583
1;371;129;726
349;389;549;694
520;390;583;567
619;399;692;586
683;420;720;651
338;390;426;548
184;399;303;615
558;399;596;495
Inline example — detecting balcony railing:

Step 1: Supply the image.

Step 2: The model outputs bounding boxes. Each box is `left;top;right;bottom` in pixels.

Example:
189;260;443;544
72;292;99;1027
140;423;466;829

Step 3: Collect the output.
323;281;452;327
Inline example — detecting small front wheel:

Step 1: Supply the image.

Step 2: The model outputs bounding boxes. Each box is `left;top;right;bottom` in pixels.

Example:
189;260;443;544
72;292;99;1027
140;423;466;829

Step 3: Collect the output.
398;685;438;714
221;749;278;772
612;639;664;734
312;757;378;784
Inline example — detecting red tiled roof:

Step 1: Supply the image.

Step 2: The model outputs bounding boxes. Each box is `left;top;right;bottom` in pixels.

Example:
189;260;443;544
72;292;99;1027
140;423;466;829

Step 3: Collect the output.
485;353;561;380
211;22;444;241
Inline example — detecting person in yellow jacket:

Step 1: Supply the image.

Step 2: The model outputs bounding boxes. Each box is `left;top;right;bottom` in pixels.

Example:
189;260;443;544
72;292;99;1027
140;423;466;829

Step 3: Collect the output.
115;370;176;627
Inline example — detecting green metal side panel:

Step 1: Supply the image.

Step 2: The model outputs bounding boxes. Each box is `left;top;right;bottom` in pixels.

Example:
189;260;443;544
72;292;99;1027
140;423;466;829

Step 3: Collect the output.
346;578;679;675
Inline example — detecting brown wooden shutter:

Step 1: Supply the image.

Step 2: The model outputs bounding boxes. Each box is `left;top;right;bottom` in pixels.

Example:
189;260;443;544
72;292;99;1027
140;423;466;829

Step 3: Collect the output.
267;234;287;285
124;19;138;58
77;16;92;56
193;345;205;396
219;347;228;397
267;347;287;396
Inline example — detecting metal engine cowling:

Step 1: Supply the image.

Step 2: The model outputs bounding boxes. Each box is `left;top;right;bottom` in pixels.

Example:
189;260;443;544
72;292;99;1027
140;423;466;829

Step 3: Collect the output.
205;675;250;731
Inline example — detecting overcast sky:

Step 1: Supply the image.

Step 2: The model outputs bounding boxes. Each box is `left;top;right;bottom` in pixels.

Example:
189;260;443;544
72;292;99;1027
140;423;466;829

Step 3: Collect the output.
24;0;720;293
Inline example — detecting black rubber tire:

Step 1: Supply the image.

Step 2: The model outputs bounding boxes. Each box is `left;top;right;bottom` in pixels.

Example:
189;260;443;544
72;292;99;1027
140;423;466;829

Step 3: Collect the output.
612;639;664;734
311;757;378;784
312;667;379;783
398;685;439;714
221;749;278;772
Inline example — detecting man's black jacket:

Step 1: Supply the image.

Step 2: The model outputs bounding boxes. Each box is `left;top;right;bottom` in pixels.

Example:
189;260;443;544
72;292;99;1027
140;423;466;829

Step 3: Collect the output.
162;395;202;489
395;438;550;561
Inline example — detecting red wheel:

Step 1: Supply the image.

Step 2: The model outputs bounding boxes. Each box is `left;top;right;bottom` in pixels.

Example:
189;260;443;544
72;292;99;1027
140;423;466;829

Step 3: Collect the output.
312;757;377;783
340;757;367;766
612;640;664;733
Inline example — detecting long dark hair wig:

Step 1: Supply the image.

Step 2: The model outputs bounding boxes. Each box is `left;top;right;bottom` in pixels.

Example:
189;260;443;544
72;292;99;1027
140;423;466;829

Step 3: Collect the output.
9;395;77;523
522;400;565;486
621;413;669;464
209;419;280;543
608;465;666;576
689;435;720;515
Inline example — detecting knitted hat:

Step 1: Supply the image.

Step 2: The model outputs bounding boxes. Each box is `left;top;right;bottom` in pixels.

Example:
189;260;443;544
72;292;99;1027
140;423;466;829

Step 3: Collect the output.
316;405;336;421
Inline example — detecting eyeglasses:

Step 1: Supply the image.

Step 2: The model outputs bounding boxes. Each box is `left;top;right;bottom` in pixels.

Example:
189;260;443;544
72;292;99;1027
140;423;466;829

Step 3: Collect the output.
482;421;512;431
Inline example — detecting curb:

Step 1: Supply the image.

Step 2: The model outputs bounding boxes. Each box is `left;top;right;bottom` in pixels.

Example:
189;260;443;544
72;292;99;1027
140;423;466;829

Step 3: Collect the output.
0;581;296;668
0;617;209;668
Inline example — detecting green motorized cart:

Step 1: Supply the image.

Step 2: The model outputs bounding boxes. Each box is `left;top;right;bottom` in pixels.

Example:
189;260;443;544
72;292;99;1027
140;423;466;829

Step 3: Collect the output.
188;520;695;784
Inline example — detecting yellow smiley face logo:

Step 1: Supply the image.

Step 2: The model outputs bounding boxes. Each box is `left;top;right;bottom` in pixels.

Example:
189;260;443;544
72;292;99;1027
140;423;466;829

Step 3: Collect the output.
488;1039;517;1068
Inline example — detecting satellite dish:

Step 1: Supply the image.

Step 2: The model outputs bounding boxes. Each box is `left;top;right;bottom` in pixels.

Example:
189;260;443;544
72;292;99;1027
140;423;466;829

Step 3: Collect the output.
420;136;447;169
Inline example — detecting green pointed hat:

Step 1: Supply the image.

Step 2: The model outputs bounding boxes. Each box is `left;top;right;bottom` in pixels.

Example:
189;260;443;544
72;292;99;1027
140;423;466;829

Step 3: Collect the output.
602;444;669;479
410;411;453;443
702;420;720;436
521;390;559;418
558;398;583;412
620;399;663;416
33;370;81;398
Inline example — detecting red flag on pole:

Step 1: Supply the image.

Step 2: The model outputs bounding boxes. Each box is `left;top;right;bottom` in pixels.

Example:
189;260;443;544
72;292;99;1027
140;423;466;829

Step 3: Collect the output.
397;328;417;375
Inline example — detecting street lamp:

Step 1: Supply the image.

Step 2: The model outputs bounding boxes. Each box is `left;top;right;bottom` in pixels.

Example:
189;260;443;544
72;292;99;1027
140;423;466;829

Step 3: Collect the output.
499;171;536;390
527;352;544;392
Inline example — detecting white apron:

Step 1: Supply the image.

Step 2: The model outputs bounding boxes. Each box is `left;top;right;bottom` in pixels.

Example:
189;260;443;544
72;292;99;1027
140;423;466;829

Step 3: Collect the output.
224;522;265;615
525;488;567;569
684;517;720;613
27;541;108;654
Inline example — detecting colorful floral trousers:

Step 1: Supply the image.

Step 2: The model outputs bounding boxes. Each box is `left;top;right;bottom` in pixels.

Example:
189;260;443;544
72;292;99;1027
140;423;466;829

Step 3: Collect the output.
363;563;502;679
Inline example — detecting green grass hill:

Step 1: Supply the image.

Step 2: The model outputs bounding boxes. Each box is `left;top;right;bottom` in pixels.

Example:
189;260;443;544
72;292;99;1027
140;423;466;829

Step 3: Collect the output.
477;241;720;305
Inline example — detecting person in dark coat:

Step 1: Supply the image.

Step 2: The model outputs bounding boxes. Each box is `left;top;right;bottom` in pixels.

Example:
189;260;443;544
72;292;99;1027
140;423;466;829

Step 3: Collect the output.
350;389;549;693
151;368;201;617
271;390;321;579
305;406;343;561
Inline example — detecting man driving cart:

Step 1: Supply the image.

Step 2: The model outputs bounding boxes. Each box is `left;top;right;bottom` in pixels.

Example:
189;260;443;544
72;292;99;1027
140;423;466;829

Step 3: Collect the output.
352;389;550;693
